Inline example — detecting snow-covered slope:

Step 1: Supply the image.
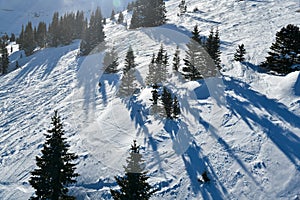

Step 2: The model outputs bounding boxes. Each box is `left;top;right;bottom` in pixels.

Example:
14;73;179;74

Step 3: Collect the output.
1;0;300;199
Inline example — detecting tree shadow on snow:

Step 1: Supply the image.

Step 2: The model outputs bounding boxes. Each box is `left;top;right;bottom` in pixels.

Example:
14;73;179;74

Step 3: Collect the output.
98;73;120;106
224;77;300;169
182;141;229;199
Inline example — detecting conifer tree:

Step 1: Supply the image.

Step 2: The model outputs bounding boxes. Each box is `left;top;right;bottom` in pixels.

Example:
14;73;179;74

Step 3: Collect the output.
262;24;300;74
178;0;187;15
150;85;159;105
183;25;203;80
145;54;157;85
111;140;156;200
172;96;180;119
29;111;79;200
0;42;9;74
21;22;36;56
205;27;221;69
36;22;47;48
173;46;181;71
118;47;137;97
162;87;173;119
111;9;116;21
234;44;246;62
48;12;61;47
81;7;105;55
103;46;119;73
117;12;124;24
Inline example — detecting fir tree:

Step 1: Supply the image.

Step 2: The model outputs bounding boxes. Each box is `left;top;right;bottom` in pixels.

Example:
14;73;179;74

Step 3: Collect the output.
111;9;116;21
205;27;221;69
29;111;79;200
262;24;300;74
172;96;180;119
0;42;9;74
103;46;119;73
178;0;187;15
22;22;36;56
145;54;157;85
234;44;246;62
36;22;47;48
173;46;181;71
183;25;204;80
81;7;105;55
111;140;157;200
150;86;159;105
162;87;173;119
48;12;61;47
117;12;124;24
118;47;137;97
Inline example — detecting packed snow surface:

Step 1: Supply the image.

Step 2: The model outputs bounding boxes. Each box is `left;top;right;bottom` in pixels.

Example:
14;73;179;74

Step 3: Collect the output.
0;0;300;199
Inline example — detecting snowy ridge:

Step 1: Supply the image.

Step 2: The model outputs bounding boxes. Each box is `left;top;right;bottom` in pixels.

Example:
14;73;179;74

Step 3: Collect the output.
1;0;300;199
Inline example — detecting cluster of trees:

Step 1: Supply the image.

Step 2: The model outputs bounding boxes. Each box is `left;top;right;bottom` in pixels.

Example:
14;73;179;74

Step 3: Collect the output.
0;39;9;74
129;0;167;29
17;8;105;56
150;85;181;119
262;24;300;74
110;10;125;24
183;25;221;80
29;111;157;199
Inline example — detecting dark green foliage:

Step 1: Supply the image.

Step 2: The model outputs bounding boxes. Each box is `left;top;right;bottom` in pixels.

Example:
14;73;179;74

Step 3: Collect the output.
162;87;173;119
183;25;203;80
0;42;9;74
205;27;221;69
146;44;168;85
29;111;79;200
48;12;60;47
111;9;116;21
36;22;47;48
80;7;105;55
178;0;187;15
150;86;159;105
103;46;119;73
234;44;246;62
172;96;181;119
173;46;180;71
262;24;300;74
130;0;166;29
118;47;137;97
118;12;124;24
111;140;157;200
21;22;36;56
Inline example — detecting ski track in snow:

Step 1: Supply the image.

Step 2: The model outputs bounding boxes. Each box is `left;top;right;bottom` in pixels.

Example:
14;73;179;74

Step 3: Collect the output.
1;0;300;199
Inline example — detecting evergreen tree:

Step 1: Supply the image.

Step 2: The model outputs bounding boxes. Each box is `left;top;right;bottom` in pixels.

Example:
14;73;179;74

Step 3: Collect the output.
118;47;137;97
130;0;166;29
161;87;173;119
205;27;221;69
29;111;79;200
36;22;47;48
10;33;16;42
0;42;9;74
145;54;157;85
172;96;180;119
183;25;204;80
111;9;116;21
48;12;61;47
111;140;157;200
178;0;187;15
117;12;124;24
22;22;36;56
262;24;300;74
81;7;105;55
150;86;159;105
234;44;246;62
173;46;180;71
103;46;119;73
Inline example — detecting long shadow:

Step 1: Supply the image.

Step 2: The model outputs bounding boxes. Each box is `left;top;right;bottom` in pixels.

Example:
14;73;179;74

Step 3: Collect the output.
181;141;227;199
294;72;300;96
185;13;221;25
224;77;300;169
124;96;167;178
98;73;120;106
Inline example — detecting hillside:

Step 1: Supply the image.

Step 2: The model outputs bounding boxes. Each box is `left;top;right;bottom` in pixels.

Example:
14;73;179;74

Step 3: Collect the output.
0;0;300;199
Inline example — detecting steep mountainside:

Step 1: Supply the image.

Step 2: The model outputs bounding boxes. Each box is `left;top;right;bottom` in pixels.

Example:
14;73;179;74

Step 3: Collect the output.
0;0;300;199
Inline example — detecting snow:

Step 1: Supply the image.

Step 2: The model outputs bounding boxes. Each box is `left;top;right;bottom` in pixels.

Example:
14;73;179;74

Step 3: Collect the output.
1;0;300;199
